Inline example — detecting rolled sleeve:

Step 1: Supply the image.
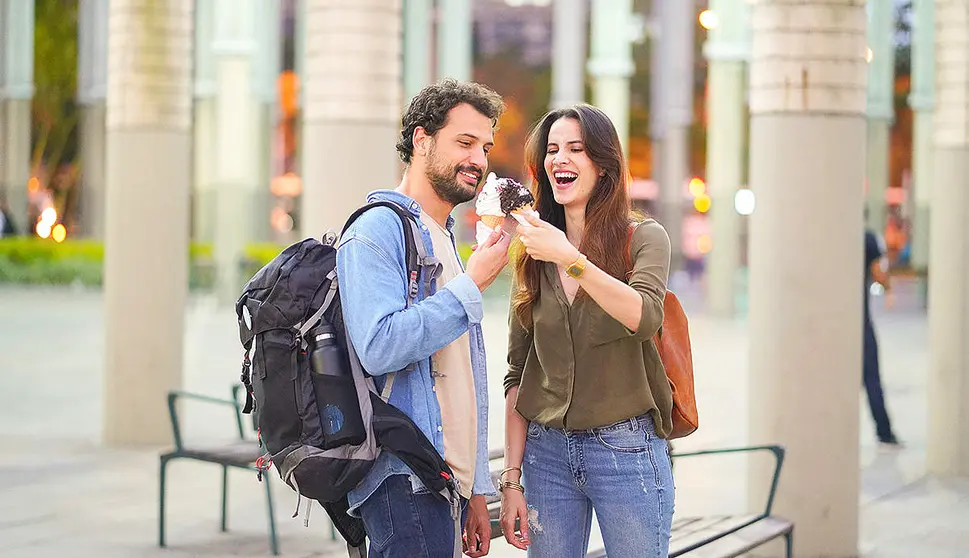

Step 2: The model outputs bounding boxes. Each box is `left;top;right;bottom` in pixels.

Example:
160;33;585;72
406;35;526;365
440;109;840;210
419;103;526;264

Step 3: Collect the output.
441;273;484;324
589;220;670;346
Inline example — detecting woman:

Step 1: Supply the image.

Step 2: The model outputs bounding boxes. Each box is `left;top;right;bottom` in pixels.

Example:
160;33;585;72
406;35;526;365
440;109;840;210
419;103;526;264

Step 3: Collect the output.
499;104;674;558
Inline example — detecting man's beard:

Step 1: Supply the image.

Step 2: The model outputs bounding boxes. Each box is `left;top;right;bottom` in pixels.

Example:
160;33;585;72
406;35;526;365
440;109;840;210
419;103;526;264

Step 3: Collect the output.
425;146;482;206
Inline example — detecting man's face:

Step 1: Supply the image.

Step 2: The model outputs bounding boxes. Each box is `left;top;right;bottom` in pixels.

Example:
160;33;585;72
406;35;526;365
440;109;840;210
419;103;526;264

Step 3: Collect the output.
419;103;495;206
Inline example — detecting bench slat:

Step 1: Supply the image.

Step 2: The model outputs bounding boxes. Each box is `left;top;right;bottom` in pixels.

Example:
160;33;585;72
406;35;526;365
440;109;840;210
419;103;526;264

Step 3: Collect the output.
670;514;760;547
672;516;793;558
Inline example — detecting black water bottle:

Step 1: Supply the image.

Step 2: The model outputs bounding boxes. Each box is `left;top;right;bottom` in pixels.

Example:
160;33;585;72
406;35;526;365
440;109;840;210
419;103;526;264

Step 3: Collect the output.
308;321;366;448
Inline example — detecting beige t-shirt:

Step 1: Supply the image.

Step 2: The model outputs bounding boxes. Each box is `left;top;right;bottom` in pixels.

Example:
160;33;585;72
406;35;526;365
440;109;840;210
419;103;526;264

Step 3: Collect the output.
421;211;477;499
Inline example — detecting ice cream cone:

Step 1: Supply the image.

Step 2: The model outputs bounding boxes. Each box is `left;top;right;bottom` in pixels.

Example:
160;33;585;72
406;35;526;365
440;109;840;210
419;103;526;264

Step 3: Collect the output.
480;215;505;229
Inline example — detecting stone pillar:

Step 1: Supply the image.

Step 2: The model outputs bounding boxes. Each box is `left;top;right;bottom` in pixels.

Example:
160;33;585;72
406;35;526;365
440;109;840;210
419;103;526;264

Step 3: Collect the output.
212;0;258;304
865;0;896;236
926;0;969;477
300;0;402;238
78;0;109;239
404;0;433;101
659;0;695;271
703;0;750;317
551;0;587;109
193;0;217;243
436;0;471;81
747;1;866;554
0;0;35;234
909;0;934;280
588;0;634;149
103;0;194;447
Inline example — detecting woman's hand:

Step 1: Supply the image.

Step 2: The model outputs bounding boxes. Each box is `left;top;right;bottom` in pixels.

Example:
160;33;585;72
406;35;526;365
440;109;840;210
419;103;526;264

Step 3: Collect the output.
517;212;581;267
499;486;530;550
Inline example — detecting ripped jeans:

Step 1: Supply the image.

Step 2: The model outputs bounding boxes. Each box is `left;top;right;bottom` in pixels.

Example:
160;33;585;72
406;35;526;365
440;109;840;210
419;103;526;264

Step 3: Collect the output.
522;414;674;558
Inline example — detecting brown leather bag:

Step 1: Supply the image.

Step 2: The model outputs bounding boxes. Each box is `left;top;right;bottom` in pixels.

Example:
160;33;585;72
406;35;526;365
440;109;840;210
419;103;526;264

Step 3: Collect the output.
628;225;698;439
653;291;698;438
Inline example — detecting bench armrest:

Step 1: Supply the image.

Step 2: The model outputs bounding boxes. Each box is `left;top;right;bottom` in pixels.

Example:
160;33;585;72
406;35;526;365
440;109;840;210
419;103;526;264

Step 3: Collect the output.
671;444;785;517
167;389;247;451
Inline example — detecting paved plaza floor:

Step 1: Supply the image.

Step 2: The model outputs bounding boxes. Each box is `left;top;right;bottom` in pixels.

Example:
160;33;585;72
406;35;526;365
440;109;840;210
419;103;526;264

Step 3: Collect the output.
1;275;967;557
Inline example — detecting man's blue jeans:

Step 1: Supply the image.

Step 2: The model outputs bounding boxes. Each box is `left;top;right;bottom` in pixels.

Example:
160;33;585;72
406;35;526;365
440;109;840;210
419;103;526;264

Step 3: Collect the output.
522;414;675;558
358;474;468;557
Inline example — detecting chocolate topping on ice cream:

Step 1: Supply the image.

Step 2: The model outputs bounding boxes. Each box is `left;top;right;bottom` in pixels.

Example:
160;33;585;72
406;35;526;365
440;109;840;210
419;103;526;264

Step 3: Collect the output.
497;179;534;214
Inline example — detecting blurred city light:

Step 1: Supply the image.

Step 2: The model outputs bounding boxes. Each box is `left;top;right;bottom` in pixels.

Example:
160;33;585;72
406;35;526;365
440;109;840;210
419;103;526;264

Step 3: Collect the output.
36;221;51;239
866;47;873;63
688;177;706;197
51;224;67;243
40;207;57;226
693;193;712;213
735;188;756;215
698;9;718;30
697;234;713;254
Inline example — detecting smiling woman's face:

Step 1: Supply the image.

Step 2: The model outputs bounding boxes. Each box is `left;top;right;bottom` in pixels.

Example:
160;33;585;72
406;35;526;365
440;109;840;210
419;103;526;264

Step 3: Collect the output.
543;117;599;209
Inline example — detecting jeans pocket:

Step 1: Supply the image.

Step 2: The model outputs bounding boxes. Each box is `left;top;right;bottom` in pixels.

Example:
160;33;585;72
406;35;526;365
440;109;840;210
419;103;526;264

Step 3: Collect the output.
359;479;395;550
594;425;650;454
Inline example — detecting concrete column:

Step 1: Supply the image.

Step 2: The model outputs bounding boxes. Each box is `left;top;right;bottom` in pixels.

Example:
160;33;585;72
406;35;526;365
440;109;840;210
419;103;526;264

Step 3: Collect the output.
703;0;750;317
193;0;217;243
300;0;402;237
926;0;969;477
404;0;433;101
587;0;634;149
78;0;109;239
551;0;587;109
659;0;695;271
0;0;35;234
212;0;258;304
436;0;471;81
909;0;934;277
865;0;896;236
747;1;866;554
104;0;194;447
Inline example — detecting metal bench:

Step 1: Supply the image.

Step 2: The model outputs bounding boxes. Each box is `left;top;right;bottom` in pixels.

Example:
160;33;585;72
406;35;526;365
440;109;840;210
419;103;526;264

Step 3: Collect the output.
158;385;280;555
487;445;793;558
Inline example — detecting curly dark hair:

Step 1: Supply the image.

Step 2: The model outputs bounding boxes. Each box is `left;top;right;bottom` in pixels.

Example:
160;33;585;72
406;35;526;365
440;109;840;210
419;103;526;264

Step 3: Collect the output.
396;78;505;164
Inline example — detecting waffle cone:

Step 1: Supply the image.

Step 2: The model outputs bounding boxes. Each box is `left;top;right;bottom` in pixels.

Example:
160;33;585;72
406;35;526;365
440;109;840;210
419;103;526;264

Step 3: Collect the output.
480;215;504;229
510;204;535;217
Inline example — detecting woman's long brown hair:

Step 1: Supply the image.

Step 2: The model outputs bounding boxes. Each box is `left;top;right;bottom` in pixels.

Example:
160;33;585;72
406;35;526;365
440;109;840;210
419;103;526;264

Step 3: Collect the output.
512;104;638;329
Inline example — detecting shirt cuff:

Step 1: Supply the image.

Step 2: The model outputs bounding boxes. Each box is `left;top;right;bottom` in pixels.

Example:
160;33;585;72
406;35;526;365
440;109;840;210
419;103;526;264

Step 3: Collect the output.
443;273;484;324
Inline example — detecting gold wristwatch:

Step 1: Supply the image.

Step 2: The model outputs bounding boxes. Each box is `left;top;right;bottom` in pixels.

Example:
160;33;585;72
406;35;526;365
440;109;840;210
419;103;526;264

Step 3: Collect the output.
565;253;587;278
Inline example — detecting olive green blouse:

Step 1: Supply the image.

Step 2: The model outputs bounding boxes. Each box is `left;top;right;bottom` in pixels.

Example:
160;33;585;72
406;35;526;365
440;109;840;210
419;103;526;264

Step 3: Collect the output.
503;218;674;437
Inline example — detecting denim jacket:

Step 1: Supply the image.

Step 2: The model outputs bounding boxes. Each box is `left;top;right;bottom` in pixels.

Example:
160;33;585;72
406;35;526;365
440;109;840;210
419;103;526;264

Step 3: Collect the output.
336;190;496;516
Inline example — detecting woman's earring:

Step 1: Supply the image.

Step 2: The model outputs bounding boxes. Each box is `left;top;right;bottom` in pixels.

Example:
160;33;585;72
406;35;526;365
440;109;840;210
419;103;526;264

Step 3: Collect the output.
599;170;606;177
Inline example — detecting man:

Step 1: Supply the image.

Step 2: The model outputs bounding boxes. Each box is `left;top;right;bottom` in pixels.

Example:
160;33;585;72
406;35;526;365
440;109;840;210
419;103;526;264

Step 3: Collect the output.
864;224;901;447
337;79;510;557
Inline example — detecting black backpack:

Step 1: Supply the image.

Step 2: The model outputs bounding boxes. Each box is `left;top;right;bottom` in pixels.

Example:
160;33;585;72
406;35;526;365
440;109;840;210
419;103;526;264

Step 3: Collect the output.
235;201;461;557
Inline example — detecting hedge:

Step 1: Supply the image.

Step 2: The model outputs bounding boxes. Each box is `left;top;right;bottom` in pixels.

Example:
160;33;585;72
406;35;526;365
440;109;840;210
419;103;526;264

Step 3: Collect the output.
0;237;475;289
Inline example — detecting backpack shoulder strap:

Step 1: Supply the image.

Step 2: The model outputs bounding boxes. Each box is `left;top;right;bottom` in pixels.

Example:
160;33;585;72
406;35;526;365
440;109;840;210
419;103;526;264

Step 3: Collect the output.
341;201;442;400
341;200;429;307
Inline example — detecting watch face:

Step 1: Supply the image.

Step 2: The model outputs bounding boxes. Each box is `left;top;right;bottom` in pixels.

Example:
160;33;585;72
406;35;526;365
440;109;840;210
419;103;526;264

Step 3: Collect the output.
567;265;581;277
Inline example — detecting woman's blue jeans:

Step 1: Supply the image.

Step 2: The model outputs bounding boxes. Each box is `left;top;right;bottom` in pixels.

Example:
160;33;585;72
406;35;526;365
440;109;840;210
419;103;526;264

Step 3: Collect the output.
522;413;675;558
